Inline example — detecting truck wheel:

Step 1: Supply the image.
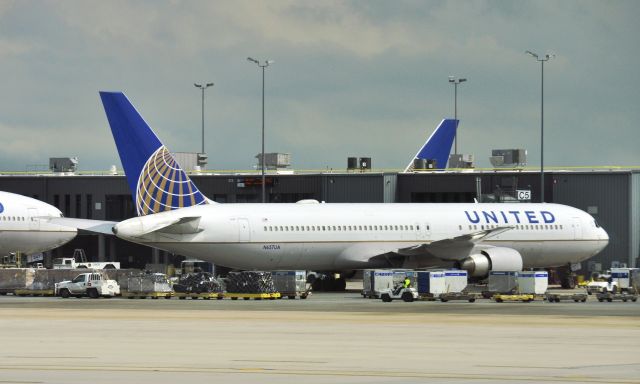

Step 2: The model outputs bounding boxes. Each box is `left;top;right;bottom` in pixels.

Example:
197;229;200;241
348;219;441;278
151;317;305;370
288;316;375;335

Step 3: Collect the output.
60;289;70;298
607;298;613;302
469;298;476;303
381;293;392;302
402;292;414;302
88;289;99;299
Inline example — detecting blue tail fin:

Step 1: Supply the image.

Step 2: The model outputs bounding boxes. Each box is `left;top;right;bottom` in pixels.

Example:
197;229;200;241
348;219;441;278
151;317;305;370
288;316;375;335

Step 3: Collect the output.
404;119;457;171
99;92;209;216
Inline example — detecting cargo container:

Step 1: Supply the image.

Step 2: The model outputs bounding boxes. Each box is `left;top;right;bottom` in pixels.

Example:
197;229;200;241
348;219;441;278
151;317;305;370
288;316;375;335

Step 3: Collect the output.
444;270;468;293
272;270;308;299
416;271;446;297
488;271;518;294
517;271;548;294
610;268;640;293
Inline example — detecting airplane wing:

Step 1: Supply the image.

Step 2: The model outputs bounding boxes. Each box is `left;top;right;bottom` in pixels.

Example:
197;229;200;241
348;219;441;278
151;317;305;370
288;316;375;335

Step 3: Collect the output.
42;217;117;235
396;226;513;261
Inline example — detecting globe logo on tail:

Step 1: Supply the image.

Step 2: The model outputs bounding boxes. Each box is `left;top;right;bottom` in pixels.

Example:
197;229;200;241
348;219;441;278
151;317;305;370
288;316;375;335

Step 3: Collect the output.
135;146;207;216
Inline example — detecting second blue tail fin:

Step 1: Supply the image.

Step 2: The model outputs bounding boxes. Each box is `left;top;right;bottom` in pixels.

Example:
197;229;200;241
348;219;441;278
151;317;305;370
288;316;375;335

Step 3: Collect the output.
404;118;457;171
99;92;209;216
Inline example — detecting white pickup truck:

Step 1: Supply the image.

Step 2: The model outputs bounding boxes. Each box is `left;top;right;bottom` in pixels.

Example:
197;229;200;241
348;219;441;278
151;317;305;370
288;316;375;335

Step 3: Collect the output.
55;273;121;298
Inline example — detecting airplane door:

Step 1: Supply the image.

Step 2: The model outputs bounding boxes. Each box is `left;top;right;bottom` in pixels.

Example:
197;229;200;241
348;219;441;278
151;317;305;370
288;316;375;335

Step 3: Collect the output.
238;218;251;242
28;208;39;230
571;218;583;240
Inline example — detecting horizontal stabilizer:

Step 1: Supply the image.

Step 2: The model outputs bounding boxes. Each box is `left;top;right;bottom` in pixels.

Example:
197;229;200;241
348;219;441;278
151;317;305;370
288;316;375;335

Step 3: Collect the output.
42;217;117;235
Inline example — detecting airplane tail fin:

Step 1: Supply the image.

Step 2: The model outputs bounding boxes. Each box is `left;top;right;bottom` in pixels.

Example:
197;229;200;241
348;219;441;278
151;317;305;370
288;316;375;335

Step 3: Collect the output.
404;118;457;172
99;92;209;216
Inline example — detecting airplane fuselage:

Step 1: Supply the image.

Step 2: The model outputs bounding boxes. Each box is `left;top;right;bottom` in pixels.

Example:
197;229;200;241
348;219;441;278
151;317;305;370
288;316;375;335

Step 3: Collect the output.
115;202;609;271
0;191;77;256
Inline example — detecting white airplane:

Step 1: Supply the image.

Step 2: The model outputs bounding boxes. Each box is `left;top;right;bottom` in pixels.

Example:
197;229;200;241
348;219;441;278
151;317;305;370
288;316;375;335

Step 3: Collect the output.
55;92;609;282
0;191;77;257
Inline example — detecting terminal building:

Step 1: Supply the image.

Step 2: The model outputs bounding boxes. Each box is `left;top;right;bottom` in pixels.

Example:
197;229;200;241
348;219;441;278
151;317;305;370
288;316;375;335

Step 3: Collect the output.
0;168;638;275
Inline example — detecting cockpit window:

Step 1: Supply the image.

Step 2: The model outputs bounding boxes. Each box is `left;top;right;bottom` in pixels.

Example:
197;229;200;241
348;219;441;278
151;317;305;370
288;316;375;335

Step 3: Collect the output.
594;219;600;228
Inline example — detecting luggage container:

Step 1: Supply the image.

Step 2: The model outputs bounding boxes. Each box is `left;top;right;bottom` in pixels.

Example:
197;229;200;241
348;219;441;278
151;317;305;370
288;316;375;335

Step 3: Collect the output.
610;268;640;293
272;270;308;299
443;270;468;293
517;271;548;294
488;271;518;294
416;271;446;297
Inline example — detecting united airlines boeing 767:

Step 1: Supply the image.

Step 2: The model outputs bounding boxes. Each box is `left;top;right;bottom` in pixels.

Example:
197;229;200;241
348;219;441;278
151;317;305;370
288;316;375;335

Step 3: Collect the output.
54;92;609;283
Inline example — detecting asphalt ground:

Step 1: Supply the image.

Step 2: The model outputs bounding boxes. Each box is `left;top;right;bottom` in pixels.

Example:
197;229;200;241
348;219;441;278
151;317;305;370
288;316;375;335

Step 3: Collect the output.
0;292;639;384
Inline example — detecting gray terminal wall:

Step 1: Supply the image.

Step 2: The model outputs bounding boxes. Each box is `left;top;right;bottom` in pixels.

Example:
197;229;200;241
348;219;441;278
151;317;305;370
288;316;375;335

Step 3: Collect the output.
552;172;639;269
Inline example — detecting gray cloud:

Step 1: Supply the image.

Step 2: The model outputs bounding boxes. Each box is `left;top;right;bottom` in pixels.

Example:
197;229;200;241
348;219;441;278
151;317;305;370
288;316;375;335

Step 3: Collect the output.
0;0;638;172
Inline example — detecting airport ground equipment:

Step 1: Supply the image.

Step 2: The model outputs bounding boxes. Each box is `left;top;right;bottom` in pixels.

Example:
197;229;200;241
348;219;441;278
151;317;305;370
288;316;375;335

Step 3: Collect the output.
225;271;276;294
52;249;120;270
55;272;120;298
443;270;468;293
492;294;535;303
439;292;477;302
517;271;548;294
125;273;173;299
172;272;223;294
13;289;54;297
610;268;639;294
224;292;281;300
488;271;518;294
272;270;309;299
544;292;588;302
416;271;446;299
380;286;419;302
363;269;416;298
586;279;618;295
596;292;638;302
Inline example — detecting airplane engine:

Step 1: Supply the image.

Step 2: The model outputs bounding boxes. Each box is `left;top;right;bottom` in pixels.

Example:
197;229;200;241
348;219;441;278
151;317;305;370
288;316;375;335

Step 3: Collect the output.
458;247;523;277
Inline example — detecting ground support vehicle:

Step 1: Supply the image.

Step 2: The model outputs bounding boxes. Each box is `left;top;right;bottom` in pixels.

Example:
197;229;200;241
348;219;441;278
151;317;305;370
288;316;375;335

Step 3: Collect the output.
586;280;618;295
492;294;535;303
545;292;587;302
439;292;477;302
596;292;638;302
380;287;419;302
52;249;120;270
224;292;281;300
55;272;120;298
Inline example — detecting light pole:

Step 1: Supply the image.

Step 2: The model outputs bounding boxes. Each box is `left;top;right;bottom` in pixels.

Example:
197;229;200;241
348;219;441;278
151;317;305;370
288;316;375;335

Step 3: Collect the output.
448;76;467;155
247;57;273;203
194;82;214;155
526;51;554;203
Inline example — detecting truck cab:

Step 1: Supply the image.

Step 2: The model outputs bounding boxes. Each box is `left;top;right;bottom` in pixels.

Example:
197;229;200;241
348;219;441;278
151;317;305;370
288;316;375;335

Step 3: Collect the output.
55;273;120;298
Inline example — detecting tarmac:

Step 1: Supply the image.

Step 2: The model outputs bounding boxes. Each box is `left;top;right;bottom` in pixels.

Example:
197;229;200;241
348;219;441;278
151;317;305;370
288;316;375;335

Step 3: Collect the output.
0;292;639;384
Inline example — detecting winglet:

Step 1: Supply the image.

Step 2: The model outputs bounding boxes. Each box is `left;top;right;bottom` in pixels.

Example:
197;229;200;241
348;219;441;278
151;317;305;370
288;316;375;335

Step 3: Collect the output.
99;92;209;216
404;119;457;172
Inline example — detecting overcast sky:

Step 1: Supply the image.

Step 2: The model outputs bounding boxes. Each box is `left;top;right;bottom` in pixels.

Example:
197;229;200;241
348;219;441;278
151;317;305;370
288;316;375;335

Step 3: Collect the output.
1;1;638;172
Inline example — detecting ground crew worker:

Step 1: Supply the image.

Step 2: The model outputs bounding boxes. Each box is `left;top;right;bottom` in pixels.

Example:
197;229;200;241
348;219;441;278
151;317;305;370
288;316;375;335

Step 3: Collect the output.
403;277;411;288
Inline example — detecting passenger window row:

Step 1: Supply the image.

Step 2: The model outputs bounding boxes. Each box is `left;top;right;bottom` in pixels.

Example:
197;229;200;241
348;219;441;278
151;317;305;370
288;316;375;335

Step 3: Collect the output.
263;224;421;232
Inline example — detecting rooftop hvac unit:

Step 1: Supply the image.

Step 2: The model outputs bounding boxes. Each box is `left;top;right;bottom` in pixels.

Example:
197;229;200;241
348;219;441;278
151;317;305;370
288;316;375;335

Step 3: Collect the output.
347;157;358;170
256;153;291;170
448;154;474;169
359;157;371;170
490;149;527;167
49;157;78;173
